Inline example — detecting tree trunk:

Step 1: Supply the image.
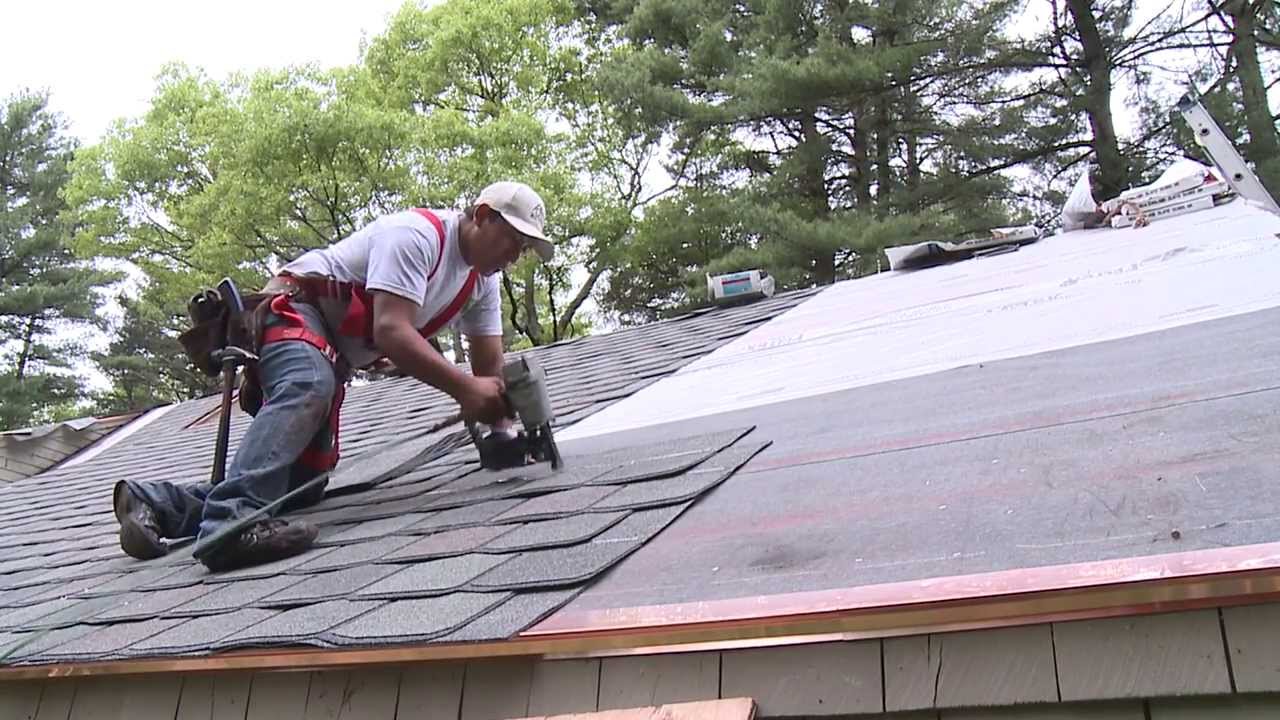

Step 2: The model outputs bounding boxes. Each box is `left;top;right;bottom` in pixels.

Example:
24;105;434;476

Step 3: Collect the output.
1065;0;1126;199
521;265;545;346
449;327;466;364
852;105;873;207
801;111;836;285
1224;0;1280;194
875;97;893;209
14;318;36;381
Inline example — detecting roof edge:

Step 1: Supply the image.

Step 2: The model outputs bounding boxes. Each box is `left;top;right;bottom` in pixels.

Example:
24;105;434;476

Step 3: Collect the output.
3;545;1278;681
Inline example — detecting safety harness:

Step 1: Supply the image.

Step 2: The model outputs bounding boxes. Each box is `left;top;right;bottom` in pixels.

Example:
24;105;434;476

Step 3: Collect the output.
252;208;480;471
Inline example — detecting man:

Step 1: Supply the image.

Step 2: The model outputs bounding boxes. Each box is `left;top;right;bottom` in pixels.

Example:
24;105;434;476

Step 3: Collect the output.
113;181;554;572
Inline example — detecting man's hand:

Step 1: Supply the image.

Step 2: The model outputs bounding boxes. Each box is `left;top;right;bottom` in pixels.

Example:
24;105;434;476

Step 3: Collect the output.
458;375;510;425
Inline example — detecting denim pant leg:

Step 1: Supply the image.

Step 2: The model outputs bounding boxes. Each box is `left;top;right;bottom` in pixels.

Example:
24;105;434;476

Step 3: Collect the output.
195;337;336;542
124;479;212;539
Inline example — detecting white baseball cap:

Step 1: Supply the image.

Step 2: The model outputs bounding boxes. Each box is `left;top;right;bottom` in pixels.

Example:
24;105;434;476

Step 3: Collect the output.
476;181;554;262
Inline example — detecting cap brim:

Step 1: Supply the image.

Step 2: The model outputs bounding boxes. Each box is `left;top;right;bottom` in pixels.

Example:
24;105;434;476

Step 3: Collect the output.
505;215;554;262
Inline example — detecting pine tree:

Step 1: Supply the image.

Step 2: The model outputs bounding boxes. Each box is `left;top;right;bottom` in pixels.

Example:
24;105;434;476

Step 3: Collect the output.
0;91;118;430
91;297;216;415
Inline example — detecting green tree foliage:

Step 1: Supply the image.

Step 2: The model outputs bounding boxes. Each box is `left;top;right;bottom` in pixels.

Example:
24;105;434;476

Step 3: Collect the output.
364;0;666;346
582;0;1023;319
0;91;119;430
91;296;216;415
64;64;427;316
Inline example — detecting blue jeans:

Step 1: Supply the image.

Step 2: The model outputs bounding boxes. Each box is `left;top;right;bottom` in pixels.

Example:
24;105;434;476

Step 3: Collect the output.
126;305;340;545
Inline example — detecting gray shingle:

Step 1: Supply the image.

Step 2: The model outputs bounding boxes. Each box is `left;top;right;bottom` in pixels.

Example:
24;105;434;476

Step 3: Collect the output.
325;432;445;493
586;449;718;485
257;565;402;605
355;554;512;599
93;584;217;622
216;600;383;650
76;565;191;597
381;525;516;562
290;536;417;574
481;512;627;553
37;617;186;661
501;464;616;497
0;598;79;631
591;503;691;544
436;589;582;643
26;595;126;630
588;472;729;512
0;623;98;663
490;486;620;524
127;608;278;655
202;544;337;583
469;539;644;591
315;513;431;546
139;562;212;590
167;574;307;617
326;592;510;645
404;499;523;534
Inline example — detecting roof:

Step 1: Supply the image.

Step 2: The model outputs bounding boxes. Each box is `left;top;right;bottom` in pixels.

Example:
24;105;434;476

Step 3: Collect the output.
536;196;1280;631
0;289;818;668
0;414;138;483
2;193;1280;676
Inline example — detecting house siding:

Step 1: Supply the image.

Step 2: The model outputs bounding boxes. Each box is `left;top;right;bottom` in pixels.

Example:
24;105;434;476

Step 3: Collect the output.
7;605;1280;720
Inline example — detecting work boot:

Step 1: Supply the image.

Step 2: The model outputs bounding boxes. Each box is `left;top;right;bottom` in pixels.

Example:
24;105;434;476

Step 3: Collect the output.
113;481;168;560
199;518;318;573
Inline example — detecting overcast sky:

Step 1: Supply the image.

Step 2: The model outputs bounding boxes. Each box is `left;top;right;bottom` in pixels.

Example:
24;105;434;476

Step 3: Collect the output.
2;0;409;142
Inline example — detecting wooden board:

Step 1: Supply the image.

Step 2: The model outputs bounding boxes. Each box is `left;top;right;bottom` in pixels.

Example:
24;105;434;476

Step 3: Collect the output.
720;641;881;716
1222;603;1280;692
397;663;464;720
460;658;535;720
516;696;755;720
942;701;1144;719
1053;610;1231;700
885;635;940;712
245;671;311;720
0;681;44;720
33;680;76;720
175;673;254;720
597;653;720;711
528;659;601;716
1149;695;1280;720
933;626;1058;708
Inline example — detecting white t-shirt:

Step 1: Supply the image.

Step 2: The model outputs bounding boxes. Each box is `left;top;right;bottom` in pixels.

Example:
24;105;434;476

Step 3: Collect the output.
282;209;502;368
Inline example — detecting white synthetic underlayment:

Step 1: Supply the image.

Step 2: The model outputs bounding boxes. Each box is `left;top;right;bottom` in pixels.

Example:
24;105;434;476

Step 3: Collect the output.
562;199;1280;440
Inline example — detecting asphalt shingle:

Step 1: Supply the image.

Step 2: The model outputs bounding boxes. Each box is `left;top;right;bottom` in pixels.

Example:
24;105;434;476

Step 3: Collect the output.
490;486;620;524
436;588;582;643
127;608;278;655
257;565;402;606
403;499;523;534
315;513;432;546
355;554;512;599
469;539;645;592
481;512;627;553
216;600;383;650
380;525;516;562
93;585;217;622
0;287;813;668
167;575;307;617
326;592;510;645
290;536;418;574
38;617;186;661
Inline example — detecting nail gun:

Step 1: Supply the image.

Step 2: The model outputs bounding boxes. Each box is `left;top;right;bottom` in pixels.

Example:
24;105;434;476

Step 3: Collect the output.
470;356;563;471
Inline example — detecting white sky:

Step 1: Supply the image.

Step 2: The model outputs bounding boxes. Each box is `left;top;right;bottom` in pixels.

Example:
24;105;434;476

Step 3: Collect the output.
1;0;410;143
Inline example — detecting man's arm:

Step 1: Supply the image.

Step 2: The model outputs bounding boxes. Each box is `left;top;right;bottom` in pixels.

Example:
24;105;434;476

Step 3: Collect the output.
468;334;513;432
371;291;507;424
